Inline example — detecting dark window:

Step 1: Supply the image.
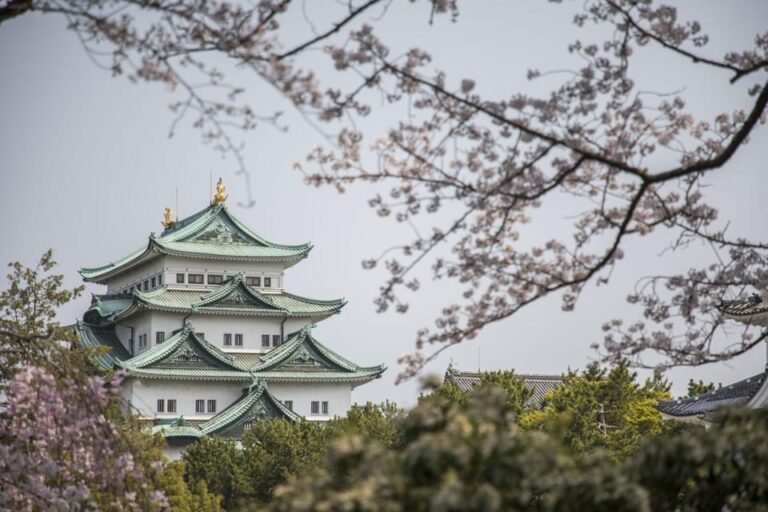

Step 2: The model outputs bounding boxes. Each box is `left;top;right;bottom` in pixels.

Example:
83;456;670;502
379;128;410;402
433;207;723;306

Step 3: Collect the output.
311;401;320;415
261;334;270;347
157;399;165;413
272;335;281;347
195;399;205;413
176;273;185;283
188;274;204;284
207;274;223;285
223;333;232;346
264;277;272;287
156;331;165;344
167;400;177;413
143;280;149;291
235;334;243;347
246;276;261;287
158;274;163;285
207;400;217;413
151;277;156;288
284;400;293;411
322;401;329;415
198;332;205;339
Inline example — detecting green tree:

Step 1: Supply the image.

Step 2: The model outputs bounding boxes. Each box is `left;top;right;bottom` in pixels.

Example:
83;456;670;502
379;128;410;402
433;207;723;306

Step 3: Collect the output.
519;363;671;460
158;460;223;512
326;401;405;450
184;437;253;509
424;370;533;418
685;379;719;397
0;250;84;383
264;385;649;512
630;406;768;511
240;420;332;503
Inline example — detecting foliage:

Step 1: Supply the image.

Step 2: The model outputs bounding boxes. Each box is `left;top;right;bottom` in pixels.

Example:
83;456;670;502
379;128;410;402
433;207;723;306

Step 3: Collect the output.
520;363;672;459
0;250;85;383
184;404;405;509
0;252;220;511
424;370;533;418
685;378;719;397
264;385;650;512
183;437;253;509
325;401;405;450
630;406;768;511
1;1;766;376
157;460;222;512
0;366;168;511
261;381;768;512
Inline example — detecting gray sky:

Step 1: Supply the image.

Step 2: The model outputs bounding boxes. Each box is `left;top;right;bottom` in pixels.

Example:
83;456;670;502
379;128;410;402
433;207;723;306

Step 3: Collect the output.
1;0;767;407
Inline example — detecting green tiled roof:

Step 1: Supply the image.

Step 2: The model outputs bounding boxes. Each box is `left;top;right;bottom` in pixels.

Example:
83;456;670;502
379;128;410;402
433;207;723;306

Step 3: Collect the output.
151;380;300;439
86;274;344;321
80;203;312;282
76;322;385;384
202;380;301;436
121;324;242;372
74;322;131;370
244;325;387;384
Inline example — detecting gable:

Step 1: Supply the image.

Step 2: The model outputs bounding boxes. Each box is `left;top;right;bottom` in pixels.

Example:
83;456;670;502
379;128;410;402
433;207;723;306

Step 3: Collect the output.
122;327;241;373
283;345;334;370
186;216;256;246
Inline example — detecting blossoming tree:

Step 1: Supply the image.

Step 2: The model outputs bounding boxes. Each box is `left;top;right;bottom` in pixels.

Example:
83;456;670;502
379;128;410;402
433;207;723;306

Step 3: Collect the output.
1;0;766;377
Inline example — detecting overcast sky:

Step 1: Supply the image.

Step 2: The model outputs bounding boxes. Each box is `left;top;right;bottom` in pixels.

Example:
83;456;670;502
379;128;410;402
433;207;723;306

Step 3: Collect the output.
1;0;767;407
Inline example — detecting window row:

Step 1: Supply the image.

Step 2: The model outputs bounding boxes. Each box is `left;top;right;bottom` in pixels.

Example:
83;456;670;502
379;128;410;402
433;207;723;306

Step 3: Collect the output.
175;272;274;288
121;272;164;295
156;399;328;416
157;399;217;414
310;401;330;415
156;399;177;413
223;333;243;347
141;331;281;349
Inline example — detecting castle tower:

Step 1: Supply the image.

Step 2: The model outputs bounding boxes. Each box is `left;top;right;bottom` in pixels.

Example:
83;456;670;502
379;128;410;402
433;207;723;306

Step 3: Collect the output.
75;181;385;457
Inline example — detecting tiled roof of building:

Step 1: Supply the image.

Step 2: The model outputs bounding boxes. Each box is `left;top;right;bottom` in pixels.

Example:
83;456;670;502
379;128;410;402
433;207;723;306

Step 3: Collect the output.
657;371;768;418
86;274;345;321
75;322;386;385
717;294;768;325
74;322;131;370
151;380;301;439
445;371;563;406
80;203;312;282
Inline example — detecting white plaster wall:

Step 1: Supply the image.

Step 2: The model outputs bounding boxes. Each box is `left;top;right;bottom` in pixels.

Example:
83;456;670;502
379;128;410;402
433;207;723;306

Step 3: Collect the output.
129;379;246;420
104;255;298;295
268;382;352;419
114;324;133;354
105;255;166;294
163;255;287;292
119;310;153;355
121;310;318;353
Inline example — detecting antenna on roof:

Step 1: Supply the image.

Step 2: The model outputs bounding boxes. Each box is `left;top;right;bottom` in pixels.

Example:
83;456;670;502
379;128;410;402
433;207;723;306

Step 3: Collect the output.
175;187;179;221
209;170;213;204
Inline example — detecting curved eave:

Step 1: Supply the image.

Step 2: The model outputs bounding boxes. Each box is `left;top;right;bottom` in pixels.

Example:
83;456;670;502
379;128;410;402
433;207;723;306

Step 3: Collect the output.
74;323;121;370
109;298;342;322
721;311;768;326
254;363;387;382
151;425;204;438
79;240;312;284
123;368;253;381
153;240;312;264
80;241;159;283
